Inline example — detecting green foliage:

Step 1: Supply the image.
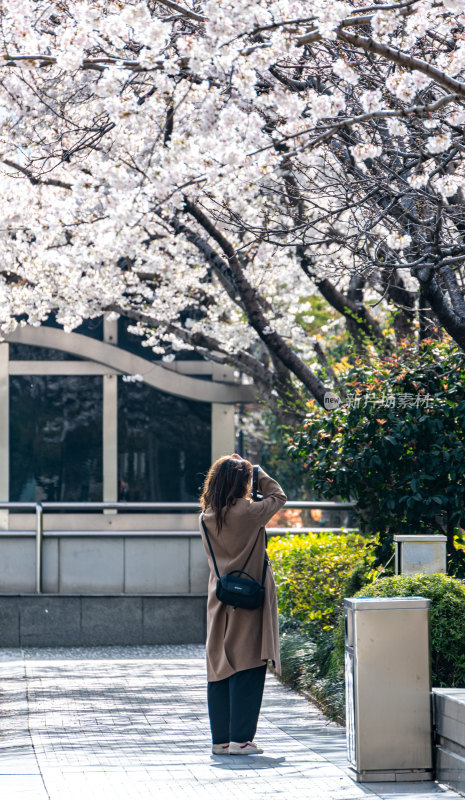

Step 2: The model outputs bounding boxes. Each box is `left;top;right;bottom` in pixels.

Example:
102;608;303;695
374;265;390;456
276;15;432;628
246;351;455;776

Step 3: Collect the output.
296;295;341;337
279;622;316;687
260;415;315;500
269;532;377;631
290;339;465;576
300;650;345;722
345;574;465;687
271;532;377;721
279;620;345;722
341;561;376;597
274;535;465;723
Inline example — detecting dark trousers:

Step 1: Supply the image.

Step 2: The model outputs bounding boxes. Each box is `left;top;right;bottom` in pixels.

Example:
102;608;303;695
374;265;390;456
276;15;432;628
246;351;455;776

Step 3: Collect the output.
207;664;267;744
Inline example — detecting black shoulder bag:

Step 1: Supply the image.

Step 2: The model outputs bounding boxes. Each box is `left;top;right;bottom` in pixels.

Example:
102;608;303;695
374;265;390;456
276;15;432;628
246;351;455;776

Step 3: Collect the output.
201;516;267;610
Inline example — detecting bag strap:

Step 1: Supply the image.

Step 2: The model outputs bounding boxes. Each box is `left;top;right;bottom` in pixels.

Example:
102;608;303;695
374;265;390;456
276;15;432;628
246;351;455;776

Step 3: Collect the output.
227;570;260;581
201;515;268;587
261;551;268;585
201;516;221;580
241;526;262;571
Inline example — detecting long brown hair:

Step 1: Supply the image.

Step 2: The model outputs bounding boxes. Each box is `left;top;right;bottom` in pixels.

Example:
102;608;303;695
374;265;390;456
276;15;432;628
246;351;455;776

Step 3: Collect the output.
200;456;253;532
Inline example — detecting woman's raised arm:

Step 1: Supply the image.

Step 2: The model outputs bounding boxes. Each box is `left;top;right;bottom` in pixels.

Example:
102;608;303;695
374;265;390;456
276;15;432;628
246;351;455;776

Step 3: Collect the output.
246;467;287;527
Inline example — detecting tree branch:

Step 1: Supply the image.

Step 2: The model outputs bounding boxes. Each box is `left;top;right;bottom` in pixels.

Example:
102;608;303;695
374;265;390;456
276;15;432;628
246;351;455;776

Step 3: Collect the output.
167;214;241;306
106;302;304;421
1;54;164;72
418;272;465;349
314;340;347;398
2;159;73;189
440;265;465;319
380;267;416;340
335;31;465;100
106;302;273;386
183;201;330;406
154;0;206;22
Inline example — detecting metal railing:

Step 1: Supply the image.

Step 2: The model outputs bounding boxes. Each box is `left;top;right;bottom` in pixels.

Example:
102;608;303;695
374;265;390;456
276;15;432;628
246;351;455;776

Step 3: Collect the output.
0;500;357;594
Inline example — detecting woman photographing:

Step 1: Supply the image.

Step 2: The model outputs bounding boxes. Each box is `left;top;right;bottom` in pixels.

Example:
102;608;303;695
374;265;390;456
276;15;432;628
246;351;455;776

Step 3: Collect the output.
199;454;287;756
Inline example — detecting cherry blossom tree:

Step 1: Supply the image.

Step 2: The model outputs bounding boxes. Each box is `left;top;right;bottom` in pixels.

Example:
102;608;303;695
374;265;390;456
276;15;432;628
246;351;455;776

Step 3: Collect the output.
0;0;463;415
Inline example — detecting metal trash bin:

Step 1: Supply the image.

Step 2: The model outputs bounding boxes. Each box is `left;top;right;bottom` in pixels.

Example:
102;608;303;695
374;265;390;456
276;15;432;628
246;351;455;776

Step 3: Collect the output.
345;597;432;782
394;535;447;575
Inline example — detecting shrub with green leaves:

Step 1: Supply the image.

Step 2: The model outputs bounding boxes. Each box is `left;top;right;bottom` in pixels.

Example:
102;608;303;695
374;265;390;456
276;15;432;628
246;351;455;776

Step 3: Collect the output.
279;621;345;722
290;339;465;576
344;574;465;687
269;532;377;631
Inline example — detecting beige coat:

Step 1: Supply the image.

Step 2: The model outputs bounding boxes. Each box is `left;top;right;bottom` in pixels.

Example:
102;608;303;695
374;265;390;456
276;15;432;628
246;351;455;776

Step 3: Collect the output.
200;468;287;682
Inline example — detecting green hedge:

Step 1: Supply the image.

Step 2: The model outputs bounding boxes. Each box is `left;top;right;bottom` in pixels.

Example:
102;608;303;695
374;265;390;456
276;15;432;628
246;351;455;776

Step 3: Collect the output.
344;574;465;687
268;531;377;631
279;622;345;722
270;534;465;721
269;532;377;722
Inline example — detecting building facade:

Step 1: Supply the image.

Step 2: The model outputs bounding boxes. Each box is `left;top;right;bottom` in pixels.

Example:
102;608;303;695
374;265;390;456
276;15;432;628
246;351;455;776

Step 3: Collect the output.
0;315;254;619
2;315;254;517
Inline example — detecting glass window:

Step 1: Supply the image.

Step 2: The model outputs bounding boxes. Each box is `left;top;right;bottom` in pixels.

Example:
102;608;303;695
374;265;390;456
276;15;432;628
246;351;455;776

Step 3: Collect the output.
44;314;104;341
10;376;103;501
9;343;83;361
118;379;211;502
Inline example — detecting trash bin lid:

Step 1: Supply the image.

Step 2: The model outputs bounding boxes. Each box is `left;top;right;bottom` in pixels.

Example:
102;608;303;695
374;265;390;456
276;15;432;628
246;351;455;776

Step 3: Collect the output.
345;596;430;610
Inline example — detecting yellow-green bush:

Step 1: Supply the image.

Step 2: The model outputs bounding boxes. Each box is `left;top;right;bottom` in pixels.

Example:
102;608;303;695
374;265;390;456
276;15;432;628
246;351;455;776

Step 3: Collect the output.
268;532;377;631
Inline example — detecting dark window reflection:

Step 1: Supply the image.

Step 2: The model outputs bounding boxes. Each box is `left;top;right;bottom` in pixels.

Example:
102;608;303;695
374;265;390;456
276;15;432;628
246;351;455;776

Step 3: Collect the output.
9;344;83;361
118;379;211;501
10;376;103;501
44;314;104;341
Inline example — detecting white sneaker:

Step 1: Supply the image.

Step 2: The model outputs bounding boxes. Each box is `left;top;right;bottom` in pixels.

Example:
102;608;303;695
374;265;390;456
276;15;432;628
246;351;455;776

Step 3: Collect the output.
229;741;263;755
212;743;230;754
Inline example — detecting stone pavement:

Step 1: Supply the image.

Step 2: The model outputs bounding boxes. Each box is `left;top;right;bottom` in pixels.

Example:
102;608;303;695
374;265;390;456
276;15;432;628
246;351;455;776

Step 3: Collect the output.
0;645;459;800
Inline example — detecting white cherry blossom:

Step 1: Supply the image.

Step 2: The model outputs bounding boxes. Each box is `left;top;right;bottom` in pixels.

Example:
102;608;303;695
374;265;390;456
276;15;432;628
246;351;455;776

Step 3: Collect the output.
350;143;382;162
426;132;452;153
361;90;384;113
386;233;412;251
333;58;359;86
0;0;462;410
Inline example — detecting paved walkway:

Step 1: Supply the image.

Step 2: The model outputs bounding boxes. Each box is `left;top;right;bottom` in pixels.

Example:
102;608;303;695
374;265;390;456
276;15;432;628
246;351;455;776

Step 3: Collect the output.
0;645;459;800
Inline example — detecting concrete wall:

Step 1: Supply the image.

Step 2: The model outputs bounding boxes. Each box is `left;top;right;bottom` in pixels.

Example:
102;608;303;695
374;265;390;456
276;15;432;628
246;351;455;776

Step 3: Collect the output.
0;527;209;645
0;531;209;595
6;511;200;530
0;595;206;646
433;688;465;794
